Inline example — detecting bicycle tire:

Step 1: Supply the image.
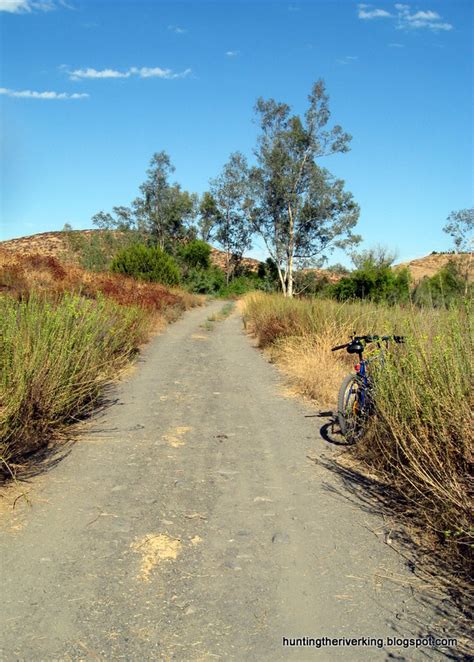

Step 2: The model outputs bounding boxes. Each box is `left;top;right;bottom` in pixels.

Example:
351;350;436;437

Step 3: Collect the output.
337;373;366;443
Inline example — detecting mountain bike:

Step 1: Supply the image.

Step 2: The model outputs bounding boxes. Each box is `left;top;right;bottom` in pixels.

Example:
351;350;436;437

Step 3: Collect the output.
331;334;405;443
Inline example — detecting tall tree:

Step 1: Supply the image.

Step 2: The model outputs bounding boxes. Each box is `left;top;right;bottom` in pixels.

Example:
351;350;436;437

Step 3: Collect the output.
198;191;222;242
134;151;197;250
210;152;254;282
91;206;134;232
251;79;361;297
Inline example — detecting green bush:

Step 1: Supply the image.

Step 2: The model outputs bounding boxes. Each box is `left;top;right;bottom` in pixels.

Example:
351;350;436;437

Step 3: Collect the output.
183;266;225;294
110;244;180;286
331;265;410;304
219;275;264;298
293;271;332;297
178;240;211;270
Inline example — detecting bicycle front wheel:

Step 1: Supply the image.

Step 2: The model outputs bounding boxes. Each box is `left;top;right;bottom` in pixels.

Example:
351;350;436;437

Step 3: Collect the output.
337;373;366;443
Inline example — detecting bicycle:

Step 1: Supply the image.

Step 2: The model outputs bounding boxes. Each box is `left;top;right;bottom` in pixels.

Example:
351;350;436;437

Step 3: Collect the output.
331;334;405;443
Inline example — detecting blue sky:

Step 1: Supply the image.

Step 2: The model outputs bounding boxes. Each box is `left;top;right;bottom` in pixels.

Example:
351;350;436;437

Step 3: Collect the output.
0;0;472;265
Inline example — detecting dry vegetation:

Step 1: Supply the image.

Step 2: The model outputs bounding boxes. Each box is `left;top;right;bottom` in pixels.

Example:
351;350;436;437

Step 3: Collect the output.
243;292;473;580
0;249;200;472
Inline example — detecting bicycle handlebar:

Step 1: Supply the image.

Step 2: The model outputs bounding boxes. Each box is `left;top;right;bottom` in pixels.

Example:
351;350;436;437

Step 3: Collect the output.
331;342;350;351
331;334;405;352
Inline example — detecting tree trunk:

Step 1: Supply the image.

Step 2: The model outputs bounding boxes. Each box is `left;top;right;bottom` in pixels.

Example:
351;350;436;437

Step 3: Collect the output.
287;204;295;298
276;263;287;296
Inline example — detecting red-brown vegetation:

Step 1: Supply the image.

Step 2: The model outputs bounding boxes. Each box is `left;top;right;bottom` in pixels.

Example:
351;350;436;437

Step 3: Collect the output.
0;248;197;314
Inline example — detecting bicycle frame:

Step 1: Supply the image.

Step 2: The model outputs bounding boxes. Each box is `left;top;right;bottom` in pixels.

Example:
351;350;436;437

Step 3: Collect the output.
332;333;404;442
355;347;382;410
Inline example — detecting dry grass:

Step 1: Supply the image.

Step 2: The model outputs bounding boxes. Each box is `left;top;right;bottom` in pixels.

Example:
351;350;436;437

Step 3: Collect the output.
243;292;407;407
242;292;473;579
269;334;349;405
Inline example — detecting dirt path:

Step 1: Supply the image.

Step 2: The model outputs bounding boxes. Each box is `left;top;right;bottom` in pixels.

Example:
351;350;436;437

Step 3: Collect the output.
0;303;458;661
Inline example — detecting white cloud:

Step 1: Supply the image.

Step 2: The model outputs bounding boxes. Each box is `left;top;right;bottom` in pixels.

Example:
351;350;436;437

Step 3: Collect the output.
133;66;191;79
0;0;30;11
225;50;240;57
357;4;392;19
0;87;88;99
69;68;131;80
67;66;191;81
407;10;439;21
395;4;453;31
357;3;453;32
0;0;71;11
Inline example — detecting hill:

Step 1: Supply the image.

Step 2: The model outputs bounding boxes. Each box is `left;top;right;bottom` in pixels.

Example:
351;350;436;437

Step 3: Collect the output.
396;252;473;283
0;231;471;284
0;230;262;273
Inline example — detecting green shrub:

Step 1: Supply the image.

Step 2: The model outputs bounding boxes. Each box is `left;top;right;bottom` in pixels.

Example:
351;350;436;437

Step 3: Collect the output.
183;266;225;294
110;244;180;286
178;240;211;270
293;271;332;297
331;265;410;304
219;275;263;298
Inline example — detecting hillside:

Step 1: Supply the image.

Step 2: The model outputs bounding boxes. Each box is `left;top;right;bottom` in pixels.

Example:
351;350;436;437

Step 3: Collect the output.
0;230;261;273
0;231;471;283
396;252;473;283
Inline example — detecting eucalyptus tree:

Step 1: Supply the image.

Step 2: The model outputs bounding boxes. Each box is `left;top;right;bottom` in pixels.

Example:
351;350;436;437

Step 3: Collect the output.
91;151;197;250
251;79;361;297
134;151;197;251
210;152;254;282
91;206;134;232
198;191;222;242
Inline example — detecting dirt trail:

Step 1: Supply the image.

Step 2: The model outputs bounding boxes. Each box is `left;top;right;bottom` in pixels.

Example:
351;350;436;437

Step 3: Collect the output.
0;303;459;661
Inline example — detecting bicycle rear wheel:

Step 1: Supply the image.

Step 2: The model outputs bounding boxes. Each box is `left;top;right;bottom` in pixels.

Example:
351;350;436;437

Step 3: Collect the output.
337;373;367;443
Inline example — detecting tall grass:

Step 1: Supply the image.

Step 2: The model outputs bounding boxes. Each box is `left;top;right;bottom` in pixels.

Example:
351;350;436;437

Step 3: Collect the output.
0;293;149;466
242;293;473;576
